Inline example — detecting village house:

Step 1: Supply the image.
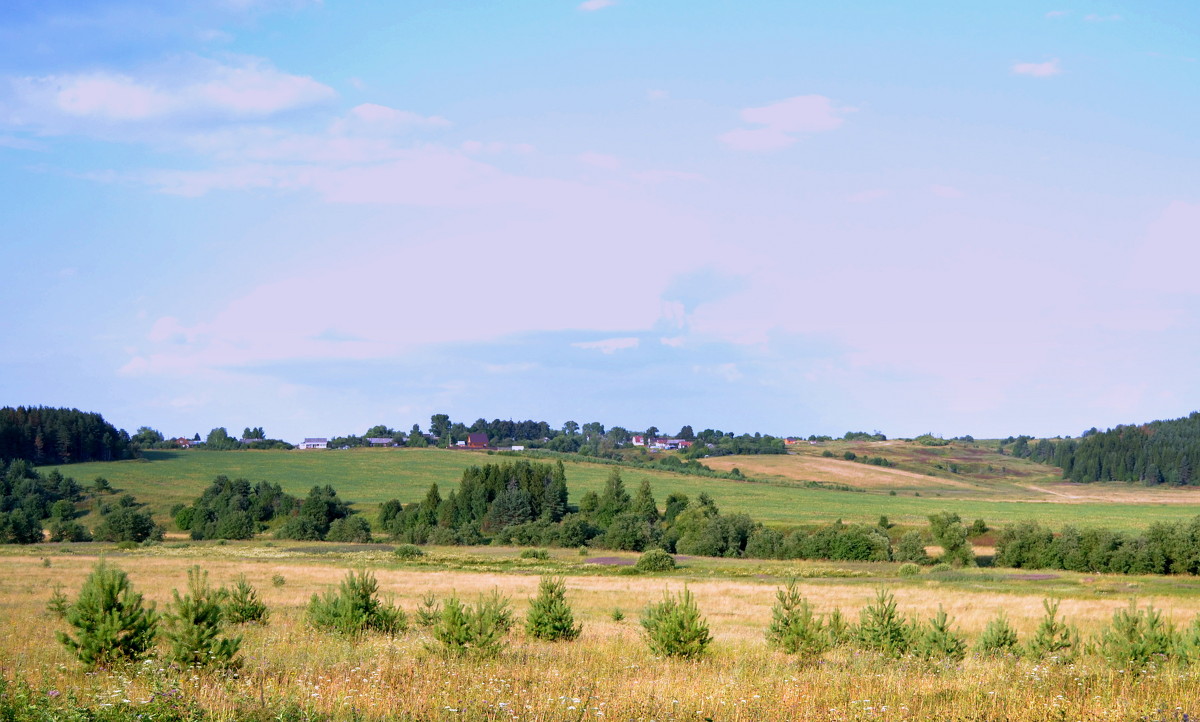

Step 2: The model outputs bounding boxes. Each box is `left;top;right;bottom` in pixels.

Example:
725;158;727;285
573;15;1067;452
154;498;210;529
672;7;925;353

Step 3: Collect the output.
366;437;394;447
299;438;328;450
467;432;489;449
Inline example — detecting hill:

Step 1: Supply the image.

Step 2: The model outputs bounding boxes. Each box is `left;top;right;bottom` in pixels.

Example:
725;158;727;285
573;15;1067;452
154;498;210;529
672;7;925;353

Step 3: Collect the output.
38;446;1200;534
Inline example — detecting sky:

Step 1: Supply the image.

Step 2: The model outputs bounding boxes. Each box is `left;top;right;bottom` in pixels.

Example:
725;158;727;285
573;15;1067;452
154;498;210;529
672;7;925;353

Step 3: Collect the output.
1;1;1198;443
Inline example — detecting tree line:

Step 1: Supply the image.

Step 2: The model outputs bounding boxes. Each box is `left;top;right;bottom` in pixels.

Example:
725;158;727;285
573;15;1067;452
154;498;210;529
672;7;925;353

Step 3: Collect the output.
0;406;135;465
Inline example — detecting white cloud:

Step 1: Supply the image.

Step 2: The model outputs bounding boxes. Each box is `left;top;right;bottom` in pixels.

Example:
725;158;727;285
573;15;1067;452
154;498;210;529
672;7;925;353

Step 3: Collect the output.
930;184;965;199
1045;10;1068;18
330;103;450;135
719;95;851;151
694;363;743;382
5;56;337;132
572;337;640;354
647;89;668;101
578;151;621;170
578;0;615;11
659;336;685;347
1012;59;1062;77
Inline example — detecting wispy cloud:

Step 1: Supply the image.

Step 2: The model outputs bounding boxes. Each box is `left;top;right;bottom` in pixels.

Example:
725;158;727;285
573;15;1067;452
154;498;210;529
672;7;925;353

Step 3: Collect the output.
1012;58;1062;77
5;56;336;134
572;337;639;354
719;95;851;151
1045;10;1069;19
578;0;615;11
1084;13;1121;22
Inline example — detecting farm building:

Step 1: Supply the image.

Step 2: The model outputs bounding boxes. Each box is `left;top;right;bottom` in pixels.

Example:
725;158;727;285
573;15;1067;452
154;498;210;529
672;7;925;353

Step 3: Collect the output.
366;437;394;447
467;432;489;449
299;438;328;450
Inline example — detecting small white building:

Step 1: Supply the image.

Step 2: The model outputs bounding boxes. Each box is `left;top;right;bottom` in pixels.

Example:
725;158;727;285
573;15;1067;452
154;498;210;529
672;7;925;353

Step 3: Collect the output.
511;445;525;451
300;438;328;450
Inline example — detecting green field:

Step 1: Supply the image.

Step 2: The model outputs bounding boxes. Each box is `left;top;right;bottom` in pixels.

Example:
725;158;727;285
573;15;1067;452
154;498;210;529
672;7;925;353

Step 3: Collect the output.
40;446;1200;533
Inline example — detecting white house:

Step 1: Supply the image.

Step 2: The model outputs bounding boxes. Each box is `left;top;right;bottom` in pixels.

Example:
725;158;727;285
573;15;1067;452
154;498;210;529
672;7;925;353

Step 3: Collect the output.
300;438;328;449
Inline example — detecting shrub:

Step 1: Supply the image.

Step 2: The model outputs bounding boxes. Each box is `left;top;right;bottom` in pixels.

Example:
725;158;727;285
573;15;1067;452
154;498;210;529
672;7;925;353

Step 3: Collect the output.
854;588;912;658
913;605;966;661
894;531;931;565
326;516;372;543
641;587;712;658
1027;599;1076;662
430;591;513;657
898;563;921;578
307;570;407;636
58;562;159;667
525;576;581;641
765;580;828;658
1098;601;1176;668
395;544;424;560
635;548;676;572
93;507;162;543
520;548;550;560
222;575;269;625
976;612;1020;656
611;608;625;622
164;566;242;669
271;574;286;587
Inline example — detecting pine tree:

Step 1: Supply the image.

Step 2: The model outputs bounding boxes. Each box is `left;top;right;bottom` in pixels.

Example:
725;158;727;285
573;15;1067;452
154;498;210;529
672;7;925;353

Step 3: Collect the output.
976;611;1020;656
58;562;159;667
525;576;581;641
1098;601;1176;668
641;586;712;658
165;566;242;669
1027;599;1077;661
595;469;631;527
632;480;660;524
853;588;912;658
765;580;828;658
913;605;966;661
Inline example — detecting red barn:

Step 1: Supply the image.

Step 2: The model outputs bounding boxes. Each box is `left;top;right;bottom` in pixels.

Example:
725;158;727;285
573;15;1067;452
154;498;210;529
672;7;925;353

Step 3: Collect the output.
466;433;489;449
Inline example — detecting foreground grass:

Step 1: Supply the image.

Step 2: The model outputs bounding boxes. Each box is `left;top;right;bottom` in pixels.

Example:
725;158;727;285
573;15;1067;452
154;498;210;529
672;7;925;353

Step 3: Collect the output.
2;544;1199;721
41;448;1200;533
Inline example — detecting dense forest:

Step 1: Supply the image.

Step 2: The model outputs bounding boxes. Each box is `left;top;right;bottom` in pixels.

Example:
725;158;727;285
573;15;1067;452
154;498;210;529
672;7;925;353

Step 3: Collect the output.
992;411;1200;486
995;516;1200;575
0;406;135;465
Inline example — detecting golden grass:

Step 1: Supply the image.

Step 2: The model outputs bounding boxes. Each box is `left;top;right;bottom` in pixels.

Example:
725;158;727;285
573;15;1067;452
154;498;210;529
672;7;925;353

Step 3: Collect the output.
5;550;1200;721
703;454;979;491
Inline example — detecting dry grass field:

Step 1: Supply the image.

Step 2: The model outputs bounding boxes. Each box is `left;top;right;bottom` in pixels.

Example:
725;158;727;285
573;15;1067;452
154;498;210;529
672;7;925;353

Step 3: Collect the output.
3;543;1199;721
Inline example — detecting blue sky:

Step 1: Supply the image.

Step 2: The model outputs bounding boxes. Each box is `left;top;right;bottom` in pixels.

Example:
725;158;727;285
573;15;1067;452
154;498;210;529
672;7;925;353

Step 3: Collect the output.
1;0;1198;442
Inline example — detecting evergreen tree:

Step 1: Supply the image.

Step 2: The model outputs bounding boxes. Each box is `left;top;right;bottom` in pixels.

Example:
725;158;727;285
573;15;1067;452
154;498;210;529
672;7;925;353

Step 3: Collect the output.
525;576;581;641
58;562;159;667
164;566;242;669
632;479;660;524
765;580;828;657
594;469;631;527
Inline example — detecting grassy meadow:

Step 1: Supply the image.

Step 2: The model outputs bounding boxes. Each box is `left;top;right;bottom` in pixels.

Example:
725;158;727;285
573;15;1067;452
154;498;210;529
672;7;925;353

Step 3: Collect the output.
42;445;1200;533
2;542;1199;721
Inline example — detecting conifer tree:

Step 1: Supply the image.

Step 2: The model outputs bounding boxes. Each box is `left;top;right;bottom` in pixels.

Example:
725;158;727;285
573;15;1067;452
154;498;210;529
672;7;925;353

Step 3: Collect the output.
525;576;581;641
765;580;828;658
165;566;242;669
58;562;159;667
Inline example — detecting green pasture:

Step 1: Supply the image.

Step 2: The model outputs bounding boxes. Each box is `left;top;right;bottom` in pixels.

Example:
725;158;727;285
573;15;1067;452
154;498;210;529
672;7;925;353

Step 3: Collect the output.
40;448;1200;533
